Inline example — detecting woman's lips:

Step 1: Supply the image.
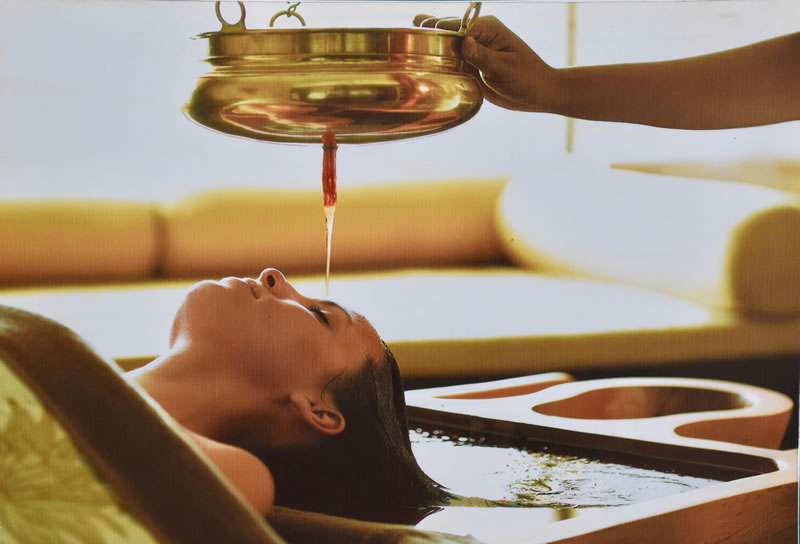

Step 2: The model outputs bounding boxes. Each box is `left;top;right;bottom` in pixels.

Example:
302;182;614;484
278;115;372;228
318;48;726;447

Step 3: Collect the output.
219;277;261;299
243;278;262;299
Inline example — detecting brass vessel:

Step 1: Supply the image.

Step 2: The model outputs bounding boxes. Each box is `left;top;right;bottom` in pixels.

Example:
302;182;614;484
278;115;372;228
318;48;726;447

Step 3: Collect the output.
184;2;484;144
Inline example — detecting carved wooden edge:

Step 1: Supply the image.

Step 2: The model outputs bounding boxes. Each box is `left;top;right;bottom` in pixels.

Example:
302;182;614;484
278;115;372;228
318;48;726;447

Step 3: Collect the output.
268;506;484;544
541;474;797;544
411;372;575;400
0;304;284;544
407;375;793;450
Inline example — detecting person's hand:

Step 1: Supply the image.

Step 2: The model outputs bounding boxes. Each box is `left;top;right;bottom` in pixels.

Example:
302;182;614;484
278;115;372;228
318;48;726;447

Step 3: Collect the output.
413;14;559;112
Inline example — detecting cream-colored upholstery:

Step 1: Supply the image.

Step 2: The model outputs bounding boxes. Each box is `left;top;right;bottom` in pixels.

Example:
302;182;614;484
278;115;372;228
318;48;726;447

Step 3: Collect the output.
498;162;800;315
2;270;798;377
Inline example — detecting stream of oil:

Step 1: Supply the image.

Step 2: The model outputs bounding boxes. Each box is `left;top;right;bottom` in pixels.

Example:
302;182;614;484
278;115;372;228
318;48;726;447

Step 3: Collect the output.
322;130;337;296
324;205;335;296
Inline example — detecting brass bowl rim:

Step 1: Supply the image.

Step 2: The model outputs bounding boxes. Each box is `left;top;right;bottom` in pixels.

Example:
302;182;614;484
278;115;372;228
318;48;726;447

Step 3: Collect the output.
198;26;463;39
200;26;467;62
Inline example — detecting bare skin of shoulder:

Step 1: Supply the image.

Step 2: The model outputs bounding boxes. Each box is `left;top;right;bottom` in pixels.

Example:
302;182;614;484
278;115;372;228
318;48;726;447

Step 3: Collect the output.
184;429;275;515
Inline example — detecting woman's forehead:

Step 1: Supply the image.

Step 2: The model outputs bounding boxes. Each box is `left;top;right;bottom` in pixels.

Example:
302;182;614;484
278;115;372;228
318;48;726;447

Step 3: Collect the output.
350;313;384;360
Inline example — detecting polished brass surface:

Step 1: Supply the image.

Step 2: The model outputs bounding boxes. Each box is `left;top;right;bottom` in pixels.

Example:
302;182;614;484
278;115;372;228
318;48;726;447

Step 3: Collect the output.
185;23;484;143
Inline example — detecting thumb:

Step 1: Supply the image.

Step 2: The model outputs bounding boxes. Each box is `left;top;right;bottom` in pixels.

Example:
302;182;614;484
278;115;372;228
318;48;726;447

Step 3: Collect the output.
462;36;502;77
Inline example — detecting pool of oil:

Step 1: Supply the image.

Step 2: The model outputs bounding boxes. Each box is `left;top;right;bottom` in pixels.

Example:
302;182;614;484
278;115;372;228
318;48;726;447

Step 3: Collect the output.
409;428;725;509
407;427;743;539
341;427;748;536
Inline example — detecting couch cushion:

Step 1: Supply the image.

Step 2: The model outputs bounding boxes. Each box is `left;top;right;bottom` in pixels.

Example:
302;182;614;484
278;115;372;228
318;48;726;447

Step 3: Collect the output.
1;270;798;377
497;162;800;315
0;201;159;284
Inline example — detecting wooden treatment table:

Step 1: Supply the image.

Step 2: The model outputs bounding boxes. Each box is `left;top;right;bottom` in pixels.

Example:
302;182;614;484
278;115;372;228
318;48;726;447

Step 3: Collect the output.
406;373;798;543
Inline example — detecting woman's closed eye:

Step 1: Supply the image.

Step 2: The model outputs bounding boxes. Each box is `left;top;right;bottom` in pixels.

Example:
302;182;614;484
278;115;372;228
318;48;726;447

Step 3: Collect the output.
308;306;331;327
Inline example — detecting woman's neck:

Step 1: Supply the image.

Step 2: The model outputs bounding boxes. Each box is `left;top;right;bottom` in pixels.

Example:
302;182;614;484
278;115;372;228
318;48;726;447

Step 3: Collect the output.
127;347;272;443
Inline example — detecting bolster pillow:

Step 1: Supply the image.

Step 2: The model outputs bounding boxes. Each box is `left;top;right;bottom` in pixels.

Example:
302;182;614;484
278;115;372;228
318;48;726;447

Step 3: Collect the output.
497;162;800;315
0;201;159;284
161;179;508;278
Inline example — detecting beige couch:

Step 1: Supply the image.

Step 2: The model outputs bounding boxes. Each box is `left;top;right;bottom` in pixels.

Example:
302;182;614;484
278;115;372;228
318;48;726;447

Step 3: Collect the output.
0;162;798;382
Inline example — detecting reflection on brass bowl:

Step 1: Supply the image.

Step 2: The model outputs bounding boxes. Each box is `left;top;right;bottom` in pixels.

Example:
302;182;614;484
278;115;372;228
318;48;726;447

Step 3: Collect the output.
185;28;484;144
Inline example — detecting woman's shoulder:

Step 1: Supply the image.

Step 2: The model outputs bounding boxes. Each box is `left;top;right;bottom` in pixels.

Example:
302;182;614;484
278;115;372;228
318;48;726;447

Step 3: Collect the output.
184;429;275;516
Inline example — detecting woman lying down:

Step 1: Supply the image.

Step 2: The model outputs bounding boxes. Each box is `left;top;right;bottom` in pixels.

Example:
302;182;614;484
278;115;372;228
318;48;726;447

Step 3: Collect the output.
127;268;449;520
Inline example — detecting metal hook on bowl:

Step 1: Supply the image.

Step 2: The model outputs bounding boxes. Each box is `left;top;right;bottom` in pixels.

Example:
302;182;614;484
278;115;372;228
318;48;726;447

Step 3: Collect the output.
215;1;247;33
269;2;306;28
459;2;481;34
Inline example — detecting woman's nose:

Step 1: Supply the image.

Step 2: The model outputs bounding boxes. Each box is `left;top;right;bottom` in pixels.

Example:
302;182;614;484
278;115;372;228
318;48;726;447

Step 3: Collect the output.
258;268;291;295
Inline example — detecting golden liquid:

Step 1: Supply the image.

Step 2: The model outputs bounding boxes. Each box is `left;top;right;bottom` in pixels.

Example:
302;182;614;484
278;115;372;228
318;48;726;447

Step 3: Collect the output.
324;204;335;296
409;429;727;509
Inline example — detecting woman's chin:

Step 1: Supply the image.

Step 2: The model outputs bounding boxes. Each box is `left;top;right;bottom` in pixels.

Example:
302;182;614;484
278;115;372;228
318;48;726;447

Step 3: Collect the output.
189;278;225;293
177;280;233;322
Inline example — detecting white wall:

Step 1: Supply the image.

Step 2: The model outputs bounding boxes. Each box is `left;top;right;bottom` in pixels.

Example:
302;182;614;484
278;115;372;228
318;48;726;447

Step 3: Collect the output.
1;0;797;201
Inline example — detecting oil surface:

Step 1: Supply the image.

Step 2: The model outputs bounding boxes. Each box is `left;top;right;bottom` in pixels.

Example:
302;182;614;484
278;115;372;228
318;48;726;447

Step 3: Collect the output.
409;429;721;509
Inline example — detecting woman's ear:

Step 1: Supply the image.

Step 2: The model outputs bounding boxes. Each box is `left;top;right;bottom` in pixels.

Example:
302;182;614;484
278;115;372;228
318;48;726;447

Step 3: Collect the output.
289;393;346;436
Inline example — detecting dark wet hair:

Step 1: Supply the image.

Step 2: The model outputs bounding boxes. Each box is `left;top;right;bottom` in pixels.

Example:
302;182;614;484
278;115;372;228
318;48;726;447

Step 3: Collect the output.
254;342;451;522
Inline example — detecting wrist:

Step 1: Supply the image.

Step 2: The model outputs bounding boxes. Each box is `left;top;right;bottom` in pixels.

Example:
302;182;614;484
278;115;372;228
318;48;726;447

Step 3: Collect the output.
537;66;570;115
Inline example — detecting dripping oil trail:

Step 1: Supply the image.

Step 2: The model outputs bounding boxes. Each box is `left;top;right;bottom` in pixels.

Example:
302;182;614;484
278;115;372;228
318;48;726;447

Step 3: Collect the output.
322;130;337;296
324;205;335;296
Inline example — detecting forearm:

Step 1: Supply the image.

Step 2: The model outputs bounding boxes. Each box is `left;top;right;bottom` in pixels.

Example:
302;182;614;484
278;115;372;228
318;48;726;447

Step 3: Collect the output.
547;32;800;129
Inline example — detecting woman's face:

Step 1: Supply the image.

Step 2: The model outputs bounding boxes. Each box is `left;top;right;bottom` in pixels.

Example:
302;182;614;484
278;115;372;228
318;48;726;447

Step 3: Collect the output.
171;268;384;393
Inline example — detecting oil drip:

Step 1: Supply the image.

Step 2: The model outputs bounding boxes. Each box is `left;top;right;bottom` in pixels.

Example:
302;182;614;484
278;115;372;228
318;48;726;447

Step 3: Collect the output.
322;130;337;296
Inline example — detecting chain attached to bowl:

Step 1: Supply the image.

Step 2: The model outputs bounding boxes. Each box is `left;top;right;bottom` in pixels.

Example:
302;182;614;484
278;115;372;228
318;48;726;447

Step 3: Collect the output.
269;2;307;28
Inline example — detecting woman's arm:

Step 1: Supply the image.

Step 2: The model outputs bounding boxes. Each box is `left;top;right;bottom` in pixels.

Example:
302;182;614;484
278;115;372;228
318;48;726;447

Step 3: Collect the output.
415;15;800;129
185;430;275;516
555;32;800;129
